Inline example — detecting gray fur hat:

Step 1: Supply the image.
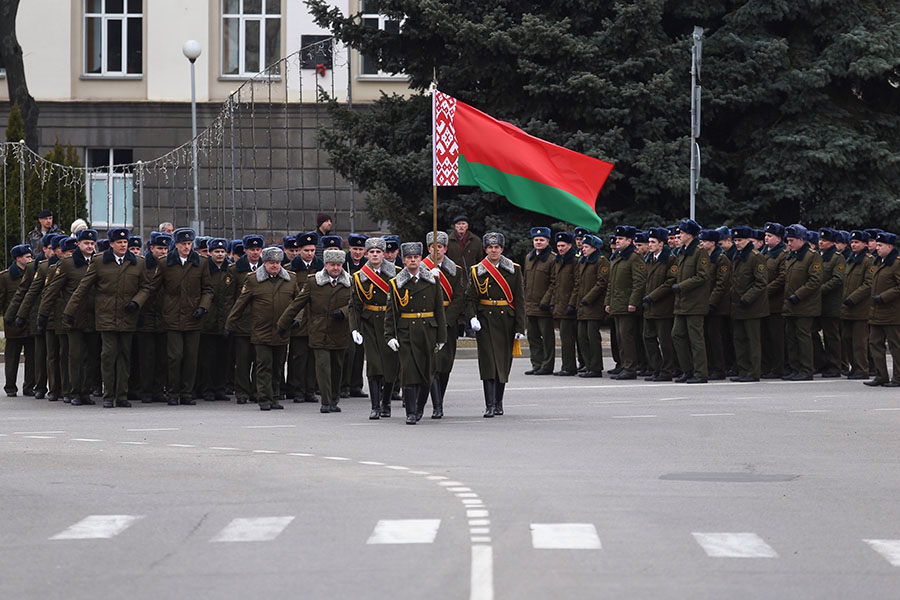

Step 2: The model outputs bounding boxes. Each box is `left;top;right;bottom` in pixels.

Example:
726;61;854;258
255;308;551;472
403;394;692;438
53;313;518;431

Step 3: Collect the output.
426;231;449;246
401;242;423;258
323;248;345;264
365;237;386;251
482;232;505;248
261;246;284;263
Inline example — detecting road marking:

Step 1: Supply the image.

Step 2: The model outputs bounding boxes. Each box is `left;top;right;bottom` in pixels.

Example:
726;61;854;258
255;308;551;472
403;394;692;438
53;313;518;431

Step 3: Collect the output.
503;404;537;408
448;487;472;492
385;465;409;470
23;435;55;439
51;515;144;540
438;481;464;486
244;424;296;428
467;509;489;518
788;409;831;413
426;475;449;480
471;536;492;543
210;446;239;450
446;420;488;424
167;444;196;448
690;413;735;417
471;545;493;600
692;532;778;558
252;450;278;454
119;441;148;445
864;539;900;566
409;470;431;475
469;519;490;526
211;517;295;542
126;428;180;432
815;394;845;398
70;438;103;442
462;499;484;505
470;527;490;534
12;430;65;435
366;519;441;544
658;397;688;402
323;456;350;461
874;408;900;412
611;415;657;419
530;523;601;549
359;460;384;465
456;493;480;498
590;400;633;405
287;452;314;457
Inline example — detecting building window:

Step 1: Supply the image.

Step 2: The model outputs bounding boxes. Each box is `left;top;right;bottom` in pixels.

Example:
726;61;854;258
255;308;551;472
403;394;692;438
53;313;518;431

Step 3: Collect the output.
300;34;332;70
222;0;282;77
87;149;134;228
359;1;402;78
84;0;143;76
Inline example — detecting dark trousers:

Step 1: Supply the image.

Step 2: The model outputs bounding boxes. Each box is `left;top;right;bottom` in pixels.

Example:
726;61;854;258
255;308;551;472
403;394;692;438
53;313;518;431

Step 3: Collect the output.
68;330;100;397
137;331;167;398
254;344;288;406
199;333;227;397
287;336;316;397
4;336;34;394
167;330;201;399
818;316;841;374
868;324;900;383
643;316;675;377
841;319;868;376
732;318;761;378
314;348;344;406
341;336;365;392
613;313;638;374
232;334;256;401
576;319;604;373
672;314;707;377
100;331;133;402
705;314;728;375
33;333;47;394
558;318;577;372
46;330;62;396
784;316;814;377
760;313;785;375
526;315;555;371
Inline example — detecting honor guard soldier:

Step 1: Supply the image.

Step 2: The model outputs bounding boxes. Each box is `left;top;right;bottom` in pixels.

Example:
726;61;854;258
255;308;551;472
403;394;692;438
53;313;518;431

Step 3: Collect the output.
548;231;579;376
152;227;213;405
728;227;769;381
523;226;556;375
286;232;323;403
342;233;368;399
228;234;264;404
136;232;171;403
761;222;788;378
384;242;447;424
64;228;152;408
34;235;71;401
279;247;352;413
574;234;609;377
0;244;34;396
465;232;525;418
671;219;711;383
227;247;300;410
865;232;900;387
604;225;647;380
641;227;677;381
840;230;874;379
14;233;57;398
349;237;398;419
781;224;822;381
698;229;731;380
424;230;464;418
816;228;846;377
199;238;234;401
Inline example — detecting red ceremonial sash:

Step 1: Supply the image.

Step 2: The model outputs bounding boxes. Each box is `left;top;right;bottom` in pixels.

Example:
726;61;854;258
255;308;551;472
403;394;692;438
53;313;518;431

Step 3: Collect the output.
478;258;515;309
360;264;391;295
422;256;453;301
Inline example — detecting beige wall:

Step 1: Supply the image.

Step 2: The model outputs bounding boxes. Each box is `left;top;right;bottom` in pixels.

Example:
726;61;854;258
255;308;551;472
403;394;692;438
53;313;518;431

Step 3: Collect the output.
146;0;209;102
0;0;73;102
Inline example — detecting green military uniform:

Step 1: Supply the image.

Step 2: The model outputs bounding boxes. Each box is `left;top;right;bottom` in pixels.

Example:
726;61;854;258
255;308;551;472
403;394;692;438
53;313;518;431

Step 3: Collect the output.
35;256;69;400
840;247;874;377
867;244;900;385
17;258;53;398
548;246;579;374
782;243;822;379
729;243;769;380
286;254;323;402
199;256;234;400
642;246;676;380
705;246;731;379
604;241;647;378
524;244;556;374
136;251;167;402
816;245;846;376
672;238;711;381
761;240;788;377
0;261;34;396
64;247;152;407
7;259;42;396
573;249;609;376
341;252;367;397
227;255;260;403
424;252;464;418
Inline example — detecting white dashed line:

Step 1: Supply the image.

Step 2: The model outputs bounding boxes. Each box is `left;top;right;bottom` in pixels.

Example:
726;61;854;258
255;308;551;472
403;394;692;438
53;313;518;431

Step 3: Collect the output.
524;418;571;422
119;441;148;445
23;435;55;439
12;430;65;435
658;397;688;402
531;523;602;549
471;536;492;543
864;539;900;566
788;410;832;413
448;487;472;492
693;532;778;558
690;413;735;417
51;515;144;540
467;509;489;518
167;444;196;448
456;493;480;498
287;452;314;457
366;519;441;544
323;456;350;461
209;446;239;450
591;400;633;405
611;415;657;419
385;465;409;470
211;517;295;542
874;408;900;412
462;499;484;505
438;481;463;487
70;438;103;442
244;425;296;428
126;428;179;432
359;460;384;465
469;519;490;526
470;527;490;534
426;475;449;480
409;470;431;475
252;450;278;454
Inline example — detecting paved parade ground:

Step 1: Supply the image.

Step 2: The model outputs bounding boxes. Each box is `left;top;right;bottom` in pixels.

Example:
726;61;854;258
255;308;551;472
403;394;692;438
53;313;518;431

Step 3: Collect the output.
2;357;900;599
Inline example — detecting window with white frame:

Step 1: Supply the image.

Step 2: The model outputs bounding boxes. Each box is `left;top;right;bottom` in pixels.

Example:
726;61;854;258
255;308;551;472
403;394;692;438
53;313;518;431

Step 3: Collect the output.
87;149;134;228
359;0;403;78
84;0;143;76
222;0;282;77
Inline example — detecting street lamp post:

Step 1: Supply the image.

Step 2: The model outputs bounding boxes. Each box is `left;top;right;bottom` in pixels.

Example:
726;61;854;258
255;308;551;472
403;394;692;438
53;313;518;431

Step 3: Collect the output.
183;40;203;234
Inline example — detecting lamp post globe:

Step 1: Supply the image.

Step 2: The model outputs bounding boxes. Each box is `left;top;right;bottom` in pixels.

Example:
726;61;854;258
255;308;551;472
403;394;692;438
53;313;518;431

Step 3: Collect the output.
183;39;202;62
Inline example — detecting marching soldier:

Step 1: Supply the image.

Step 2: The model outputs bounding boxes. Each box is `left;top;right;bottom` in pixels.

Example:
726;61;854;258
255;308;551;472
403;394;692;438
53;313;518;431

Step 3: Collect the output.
128;236;142;255
14;233;58;399
816;228;846;377
641;227;677;381
761;222;788;378
227;234;264;404
424;231;464;417
548;231;579;376
781;224;822;381
279;246;352;413
574;234;609;377
341;233;368;399
671;219;711;383
667;225;682;255
1;244;34;396
604;226;646;380
227;247;300;410
384;236;402;268
136;232;171;403
865;232;900;387
699;229;731;380
523;227;556;375
384;242;447;424
34;235;72;402
282;235;300;267
728;227;769;381
465;232;525;417
286;232;322;403
199;238;234;401
349;237;398;419
841;230;874;379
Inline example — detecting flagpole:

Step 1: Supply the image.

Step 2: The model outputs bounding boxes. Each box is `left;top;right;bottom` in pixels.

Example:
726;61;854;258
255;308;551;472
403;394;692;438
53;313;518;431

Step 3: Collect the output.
431;72;438;265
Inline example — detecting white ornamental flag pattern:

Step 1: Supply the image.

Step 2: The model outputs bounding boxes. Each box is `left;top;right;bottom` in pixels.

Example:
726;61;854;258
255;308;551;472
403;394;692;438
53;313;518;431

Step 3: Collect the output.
432;90;459;186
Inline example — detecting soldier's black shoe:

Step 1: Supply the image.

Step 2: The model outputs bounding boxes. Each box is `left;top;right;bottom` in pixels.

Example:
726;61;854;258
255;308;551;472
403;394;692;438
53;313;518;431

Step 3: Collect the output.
708;372;725;381
579;371;603;378
71;396;83;406
103;400;114;408
236;398;248;405
613;372;636;380
349;389;367;398
787;374;813;381
430;379;443;419
532;369;553;375
608;366;623;375
820;372;841;378
553;370;577;376
736;376;759;382
494;382;505;416
675;373;691;383
62;396;72;403
482;380;495;418
729;376;744;382
637;370;653;377
329;405;342;413
5;392;16;397
302;395;317;403
781;373;796;380
180;398;196;405
215;393;229;401
883;381;900;388
847;373;869;380
116;400;132;408
167;398;180;406
864;379;886;387
203;393;216;401
686;377;708;384
271;402;284;409
652;375;673;382
46;393;58;401
320;405;331;413
339;391;350;398
259;404;271;411
81;396;96;405
370;409;381;419
577;365;587;373
406;414;417;424
35;391;45;399
23;389;35;397
524;369;537;375
760;372;782;379
92;388;102;397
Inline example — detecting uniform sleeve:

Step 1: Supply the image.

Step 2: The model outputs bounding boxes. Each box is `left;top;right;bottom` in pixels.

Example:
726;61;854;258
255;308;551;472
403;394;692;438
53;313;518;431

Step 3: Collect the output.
277;283;310;330
628;255;647;307
5;264;33;321
740;255;769;304
17;264;44;321
226;281;252;331
709;257;730;309
647;258;675;303
540;263;556;307
464;268;478;321
795;255;822;301
444;271;465;325
847;259;874;305
348;274;363;331
879;265;900;305
64;261;97;319
384;282;399;343
39;265;67;318
198;263;214;310
583;257;609;306
676;249;709;294
821;255;846;294
767;255;786;297
130;261;154;308
434;279;447;345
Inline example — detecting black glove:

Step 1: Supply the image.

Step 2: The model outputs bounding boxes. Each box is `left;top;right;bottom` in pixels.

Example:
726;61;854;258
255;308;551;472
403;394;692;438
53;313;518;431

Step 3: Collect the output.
222;329;232;339
36;314;48;335
291;320;300;330
873;294;884;305
549;305;555;313
642;296;651;305
739;298;749;307
330;309;345;321
788;294;800;305
538;303;551;312
565;305;577;316
124;301;138;313
276;326;287;337
843;298;854;307
457;323;466;338
672;283;680;294
137;315;145;328
62;314;75;326
14;316;25;329
192;307;207;320
579;300;588;307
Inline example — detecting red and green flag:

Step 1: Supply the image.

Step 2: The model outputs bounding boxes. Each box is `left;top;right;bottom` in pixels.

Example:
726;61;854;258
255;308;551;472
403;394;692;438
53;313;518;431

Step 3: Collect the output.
432;90;613;231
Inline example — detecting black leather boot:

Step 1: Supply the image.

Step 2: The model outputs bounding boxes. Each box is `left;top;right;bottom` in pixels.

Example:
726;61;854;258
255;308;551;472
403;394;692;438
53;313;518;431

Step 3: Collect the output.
494;381;505;416
415;384;429;422
430;378;443;419
404;386;418;424
380;381;393;417
482;379;495;418
368;377;381;420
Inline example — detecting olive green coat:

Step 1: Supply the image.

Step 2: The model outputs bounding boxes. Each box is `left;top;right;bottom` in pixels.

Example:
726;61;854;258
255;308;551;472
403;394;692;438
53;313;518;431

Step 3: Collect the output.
524;246;555;317
137;253;165;333
819;246;846;319
349;261;398;378
278;268;352;349
65;249;153;332
431;256;465;373
573;252;609;321
604;243;647;315
39;252;95;332
152;250;214;331
547;249;579;319
203;258;235;334
16;258;51;331
764;243;788;314
0;262;30;338
643;246;675;318
840;251;874;320
673;239;711;316
227;266;300;345
708;248;732;315
729;245;769;320
782;245;822;316
4;260;36;336
868;249;900;325
226;255;258;336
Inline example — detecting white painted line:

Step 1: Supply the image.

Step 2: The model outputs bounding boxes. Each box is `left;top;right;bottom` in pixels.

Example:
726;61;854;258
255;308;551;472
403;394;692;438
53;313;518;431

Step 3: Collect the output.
471;536;492;543
470;527;490;534
470;544;494;600
51;515;144;540
210;446;239;450
530;523;601;549
692;532;778;558
467;510;489;518
252;450;278;454
470;519;490;526
874;408;900;412
448;487;472;492
864;539;900;566
590;400;633;405
119;441;148;445
287;452;314;457
167;444;196;448
23;435;55;439
0;434;7;437
611;415;657;419
427;475;449;480
788;410;831;413
462;499;484;506
359;460;385;465
366;519;441;544
438;481;464;486
126;428;180;432
323;456;350;461
456;493;480;498
12;430;65;435
385;465;409;470
409;470;431;475
211;517;295;542
658;397;688;402
70;438;103;442
690;413;735;417
244;425;296;428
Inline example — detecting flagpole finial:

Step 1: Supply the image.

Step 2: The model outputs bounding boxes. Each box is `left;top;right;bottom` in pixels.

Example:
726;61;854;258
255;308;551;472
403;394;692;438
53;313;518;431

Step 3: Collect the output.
430;67;438;92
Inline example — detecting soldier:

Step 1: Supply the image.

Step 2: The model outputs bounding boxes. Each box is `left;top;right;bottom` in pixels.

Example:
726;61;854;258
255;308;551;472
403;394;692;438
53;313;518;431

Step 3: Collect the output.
752;229;766;252
604;226;647;380
447;215;484;278
290;232;322;273
1;244;34;396
64;228;152;408
128;236;142;256
195;236;210;258
864;232;900;387
137;232;171;403
667;225;682;255
383;242;447;424
227;247;299;410
641;227;677;381
781;224;822;381
761;222;788;378
698;229;731;380
573;227;589;258
631;231;650;375
228;234;264;404
32;235;69;401
341;233;368;399
282;235;300;267
465;232;525;417
671;219;711;383
574;234;609;377
548;231;579;376
278;247;352;413
523;227;556;375
384;236;402;268
865;229;880;256
841;230;874;379
349;237;398;419
152;227;213;405
606;234;622;374
199;238;234;401
816;228;846;377
424;231;464;417
13;234;56;399
729;227;769;381
286;232;322;403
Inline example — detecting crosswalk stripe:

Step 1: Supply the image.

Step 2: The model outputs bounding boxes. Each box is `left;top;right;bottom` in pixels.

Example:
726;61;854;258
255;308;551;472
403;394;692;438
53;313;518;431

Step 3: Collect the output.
210;517;295;542
366;519;441;544
692;532;778;558
864;539;900;566
530;523;601;549
50;515;144;540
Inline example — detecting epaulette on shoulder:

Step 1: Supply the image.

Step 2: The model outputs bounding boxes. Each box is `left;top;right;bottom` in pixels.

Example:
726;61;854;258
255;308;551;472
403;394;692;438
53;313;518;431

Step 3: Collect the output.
513;262;521;268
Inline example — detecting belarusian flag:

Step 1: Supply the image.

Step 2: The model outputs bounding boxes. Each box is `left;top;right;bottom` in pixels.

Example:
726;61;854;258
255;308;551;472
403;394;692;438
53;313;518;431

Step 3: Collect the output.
432;90;613;231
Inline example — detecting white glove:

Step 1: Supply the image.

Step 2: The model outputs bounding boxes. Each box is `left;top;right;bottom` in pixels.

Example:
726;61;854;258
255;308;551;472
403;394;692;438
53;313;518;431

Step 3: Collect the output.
351;330;363;345
430;267;441;278
514;332;525;340
470;317;482;331
435;342;445;352
388;338;400;352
